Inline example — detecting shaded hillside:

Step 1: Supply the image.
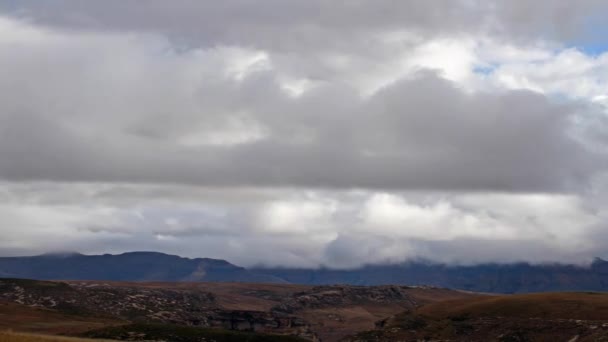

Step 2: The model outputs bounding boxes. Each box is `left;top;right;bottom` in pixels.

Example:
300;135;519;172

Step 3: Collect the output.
0;252;282;283
344;292;608;341
254;258;608;293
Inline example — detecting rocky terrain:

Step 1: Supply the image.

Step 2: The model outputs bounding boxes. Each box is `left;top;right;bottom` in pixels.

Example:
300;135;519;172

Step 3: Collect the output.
0;278;472;341
272;285;419;313
5;278;608;341
1;279;215;319
0;279;315;340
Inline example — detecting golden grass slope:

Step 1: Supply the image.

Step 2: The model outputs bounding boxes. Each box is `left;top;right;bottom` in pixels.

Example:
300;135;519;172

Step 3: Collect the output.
346;292;608;341
417;291;608;320
0;301;121;336
0;331;116;342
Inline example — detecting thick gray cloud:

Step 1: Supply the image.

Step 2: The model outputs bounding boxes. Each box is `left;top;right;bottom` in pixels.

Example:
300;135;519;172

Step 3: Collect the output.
2;0;607;47
0;23;600;191
0;2;608;266
0;72;597;191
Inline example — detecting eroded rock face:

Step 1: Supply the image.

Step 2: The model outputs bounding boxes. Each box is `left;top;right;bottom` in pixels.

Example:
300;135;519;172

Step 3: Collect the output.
272;285;419;314
206;310;319;341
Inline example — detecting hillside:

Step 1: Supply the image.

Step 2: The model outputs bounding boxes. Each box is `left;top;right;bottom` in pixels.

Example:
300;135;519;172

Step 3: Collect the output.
6;278;608;341
0;331;116;342
0;329;304;342
0;278;474;341
345;292;608;341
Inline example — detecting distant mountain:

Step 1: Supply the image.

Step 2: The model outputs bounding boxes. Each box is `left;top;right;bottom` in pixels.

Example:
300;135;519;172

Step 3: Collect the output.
0;251;283;283
253;258;608;293
3;251;608;293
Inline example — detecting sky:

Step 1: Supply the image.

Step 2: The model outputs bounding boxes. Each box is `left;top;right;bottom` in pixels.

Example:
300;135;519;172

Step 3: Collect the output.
1;0;608;268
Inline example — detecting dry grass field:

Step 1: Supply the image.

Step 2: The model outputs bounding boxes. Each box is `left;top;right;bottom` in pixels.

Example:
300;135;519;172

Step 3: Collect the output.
0;331;115;342
0;301;121;336
346;292;608;341
417;291;608;320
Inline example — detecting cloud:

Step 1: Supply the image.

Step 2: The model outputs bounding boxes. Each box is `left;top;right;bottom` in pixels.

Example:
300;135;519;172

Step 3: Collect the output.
0;183;604;268
0;2;608;267
0;16;604;192
491;48;608;104
2;1;607;46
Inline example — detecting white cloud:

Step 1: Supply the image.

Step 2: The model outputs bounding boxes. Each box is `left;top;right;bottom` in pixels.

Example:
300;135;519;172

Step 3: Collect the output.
2;182;602;267
490;48;608;101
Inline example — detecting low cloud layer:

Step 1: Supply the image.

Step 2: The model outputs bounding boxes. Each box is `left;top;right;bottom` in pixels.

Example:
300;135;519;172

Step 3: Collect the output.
0;183;605;267
0;1;608;267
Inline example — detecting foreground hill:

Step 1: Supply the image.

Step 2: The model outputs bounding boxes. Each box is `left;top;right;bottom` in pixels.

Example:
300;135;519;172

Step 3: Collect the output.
1;328;303;342
344;292;608;341
6;278;608;341
0;331;116;342
0;278;473;341
0;252;282;283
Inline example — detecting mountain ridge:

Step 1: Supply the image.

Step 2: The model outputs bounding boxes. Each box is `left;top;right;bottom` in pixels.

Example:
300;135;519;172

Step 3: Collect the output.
253;258;608;293
3;251;608;293
0;251;284;283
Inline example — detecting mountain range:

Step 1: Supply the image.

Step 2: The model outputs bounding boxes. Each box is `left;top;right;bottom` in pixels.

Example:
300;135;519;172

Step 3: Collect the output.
2;251;608;293
0;251;283;283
